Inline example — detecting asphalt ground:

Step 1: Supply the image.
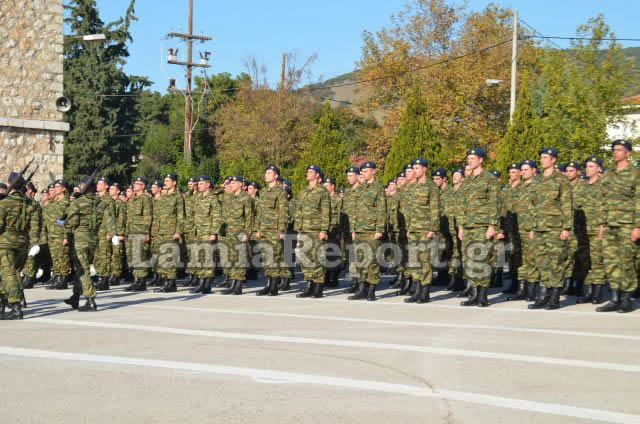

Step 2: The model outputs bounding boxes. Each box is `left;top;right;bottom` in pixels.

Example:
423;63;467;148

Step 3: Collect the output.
1;274;639;424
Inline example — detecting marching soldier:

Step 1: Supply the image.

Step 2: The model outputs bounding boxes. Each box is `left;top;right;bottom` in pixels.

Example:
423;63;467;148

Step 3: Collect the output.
124;177;153;292
388;171;406;290
527;148;572;310
432;168;451;286
181;176;200;287
444;167;465;291
562;160;584;295
404;158;440;304
93;177;116;290
20;182;44;289
295;165;330;298
342;166;361;293
597;139;638;313
45;179;73;290
108;182;127;286
500;163;522;295
323;176;342;288
254;165;289;296
458;148;499;307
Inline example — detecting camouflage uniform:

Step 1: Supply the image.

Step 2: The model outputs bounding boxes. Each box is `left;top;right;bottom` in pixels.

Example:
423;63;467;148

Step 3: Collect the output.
254;184;289;291
220;190;254;284
153;190;185;283
442;184;463;280
342;184;360;279
19;201;43;281
93;193;116;279
514;181;539;284
44;196;72;281
405;181;440;287
294;184;330;285
325;192;343;284
191;188;222;279
125;193;153;281
183;189;199;278
110;197;127;280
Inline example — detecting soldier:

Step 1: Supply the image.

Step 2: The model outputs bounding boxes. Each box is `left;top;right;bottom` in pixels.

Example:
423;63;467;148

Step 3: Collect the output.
398;163;417;295
247;181;260;199
181;176;199;287
403;158;440;304
219;176;254;295
153;173;185;293
574;156;606;304
597;139;638;313
444;167;465;291
342;166;361;293
20;181;44;289
278;180;296;291
253;165;289;296
246;181;260;281
527;148;572;310
385;177;401;282
458;148;499;307
189;175;222;294
0;183;6;197
44;179;73;290
108;182;127;286
64;176;111;312
124;177;153;292
295;165;330;298
562;160;584;296
147;179;163;287
388;171;406;290
215;176;235;289
93;176;116;291
322;176;343;288
500;162;523;295
432;167;451;286
0;172;40;320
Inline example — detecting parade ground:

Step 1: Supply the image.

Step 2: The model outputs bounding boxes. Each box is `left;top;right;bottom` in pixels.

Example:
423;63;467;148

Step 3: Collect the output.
1;275;639;424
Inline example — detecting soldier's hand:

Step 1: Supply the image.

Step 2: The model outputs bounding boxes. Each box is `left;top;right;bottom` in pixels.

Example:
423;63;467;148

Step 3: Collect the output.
560;230;569;241
63;239;68;246
240;234;249;243
144;233;150;242
277;231;284;241
209;234;217;242
528;231;534;240
458;228;463;241
352;232;356;240
255;231;261;240
119;236;125;241
319;231;328;241
374;232;383;240
485;225;495;240
599;225;604;241
632;228;640;242
496;232;505;240
173;232;181;241
425;231;435;239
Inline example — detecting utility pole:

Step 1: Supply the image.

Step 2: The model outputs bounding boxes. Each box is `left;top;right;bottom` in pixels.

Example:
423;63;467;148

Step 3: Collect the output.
167;0;211;164
510;9;518;122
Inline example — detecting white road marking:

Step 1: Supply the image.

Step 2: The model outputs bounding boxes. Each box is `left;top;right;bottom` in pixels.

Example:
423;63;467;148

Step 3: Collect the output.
127;304;640;341
29;318;640;373
0;345;637;424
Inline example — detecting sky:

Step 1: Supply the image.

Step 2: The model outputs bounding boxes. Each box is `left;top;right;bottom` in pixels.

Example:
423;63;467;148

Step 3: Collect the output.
85;0;640;92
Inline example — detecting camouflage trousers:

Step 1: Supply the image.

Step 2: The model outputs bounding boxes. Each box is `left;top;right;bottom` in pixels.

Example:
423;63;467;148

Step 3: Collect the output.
155;236;181;279
255;232;284;278
534;231;567;289
296;232;325;284
562;233;577;280
187;238;216;278
353;233;381;285
220;235;249;281
49;236;72;276
582;233;604;285
461;227;493;288
405;232;436;286
603;226;638;293
70;235;97;299
20;252;38;278
395;233;408;274
126;235;150;279
279;231;296;280
93;233;112;277
110;242;125;278
518;231;539;283
0;247;28;304
448;225;462;275
183;232;198;275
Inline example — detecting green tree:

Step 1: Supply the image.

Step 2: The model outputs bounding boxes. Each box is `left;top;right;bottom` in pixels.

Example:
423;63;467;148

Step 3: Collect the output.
495;72;545;171
382;83;443;183
63;0;150;183
291;103;350;192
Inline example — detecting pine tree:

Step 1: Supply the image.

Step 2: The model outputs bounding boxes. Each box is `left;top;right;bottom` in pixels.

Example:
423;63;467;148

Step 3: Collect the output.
63;0;150;183
382;83;443;183
495;72;545;171
291;103;350;192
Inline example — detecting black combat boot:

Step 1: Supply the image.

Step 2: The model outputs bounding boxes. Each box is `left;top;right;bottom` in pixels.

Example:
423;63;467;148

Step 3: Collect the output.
618;292;633;313
96;276;110;291
200;278;212;294
22;275;36;289
124;277;146;292
256;277;272;296
456;280;471;298
446;273;457;291
502;276;518;295
344;278;359;294
398;276;412;296
545;287;561;310
78;298;97;312
405;284;423;303
508;280;528;301
177;274;190;287
461;287;479;306
54;275;69;290
591;284;604;304
366;284;376;301
221;280;237;295
597;289;621;312
349;282;369;300
232;280;243;295
416;285;431;304
561;277;574;296
268;278;279;296
156;279;177;293
3;303;23;320
296;281;314;298
391;271;405;290
64;293;80;309
216;275;230;288
477;286;489;307
576;284;593;304
312;283;324;298
527;282;538;301
0;298;6;320
528;286;550;309
406;281;419;297
278;277;291;291
190;277;205;294
109;275;119;286
45;274;57;287
490;268;503;288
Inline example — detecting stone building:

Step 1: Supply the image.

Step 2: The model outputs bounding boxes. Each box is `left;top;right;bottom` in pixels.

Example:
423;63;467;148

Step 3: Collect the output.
0;0;67;191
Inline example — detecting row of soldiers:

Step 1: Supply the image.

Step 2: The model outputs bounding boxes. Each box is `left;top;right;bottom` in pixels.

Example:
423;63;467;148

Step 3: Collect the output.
1;139;638;319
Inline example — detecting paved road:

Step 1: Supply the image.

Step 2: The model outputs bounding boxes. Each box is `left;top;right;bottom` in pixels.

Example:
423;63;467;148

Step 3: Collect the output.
1;275;639;423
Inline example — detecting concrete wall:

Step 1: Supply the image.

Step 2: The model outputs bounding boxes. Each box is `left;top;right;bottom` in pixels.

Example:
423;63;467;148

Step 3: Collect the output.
0;0;67;191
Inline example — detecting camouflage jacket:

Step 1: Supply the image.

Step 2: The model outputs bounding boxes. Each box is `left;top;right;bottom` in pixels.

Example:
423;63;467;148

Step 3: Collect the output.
113;198;127;236
97;193;117;237
222;191;254;237
530;171;572;232
600;162;640;227
440;184;460;235
155;190;186;236
183;191;199;236
342;184;360;233
352;180;386;233
459;169;499;229
387;191;401;234
194;190;223;239
513;181;536;233
294;183;330;233
328;193;343;238
573;178;603;236
0;191;40;249
126;193;153;235
396;185;412;235
254;185;288;234
44;196;70;240
65;192;100;242
405;180;440;233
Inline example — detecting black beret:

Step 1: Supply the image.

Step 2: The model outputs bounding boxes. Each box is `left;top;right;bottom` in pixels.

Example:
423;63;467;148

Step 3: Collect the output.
565;161;580;170
346;166;360;174
266;164;281;175
361;161;377;170
452;167;464;176
397;171;406;178
248;181;261;189
466;148;486;158
540;147;559;158
489;169;502;178
388;179;397;184
507;162;521;171
54;179;68;186
134;176;148;185
579;174;588;180
165;173;178;181
110;182;122;190
520;159;537;169
612;139;633;151
411;157;428;167
230;176;243;182
555;163;566;172
585;156;603;167
323;177;336;185
431;168;446;177
48;183;55;189
307;164;322;173
199;175;211;182
96;176;110;185
337;188;344;194
188;176;198;183
404;163;414;171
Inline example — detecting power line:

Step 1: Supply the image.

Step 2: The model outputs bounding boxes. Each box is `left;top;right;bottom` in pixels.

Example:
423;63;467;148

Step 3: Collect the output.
526;35;640;42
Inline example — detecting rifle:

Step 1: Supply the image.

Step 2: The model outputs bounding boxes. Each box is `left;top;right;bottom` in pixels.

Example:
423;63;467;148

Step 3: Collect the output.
79;169;99;196
1;158;35;199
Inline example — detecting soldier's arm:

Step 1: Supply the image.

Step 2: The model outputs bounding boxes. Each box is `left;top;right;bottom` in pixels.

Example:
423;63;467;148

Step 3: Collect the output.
244;196;255;236
560;178;572;231
277;190;289;233
64;201;80;237
374;188;386;233
635;169;640;228
210;196;223;235
177;195;186;235
429;186;440;233
321;191;330;233
142;196;153;234
29;204;42;245
487;178;499;227
117;203;127;235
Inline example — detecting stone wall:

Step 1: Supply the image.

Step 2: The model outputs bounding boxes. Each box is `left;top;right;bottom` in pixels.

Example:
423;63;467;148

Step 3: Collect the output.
0;0;66;191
